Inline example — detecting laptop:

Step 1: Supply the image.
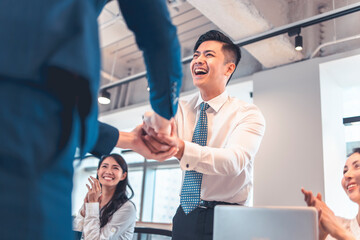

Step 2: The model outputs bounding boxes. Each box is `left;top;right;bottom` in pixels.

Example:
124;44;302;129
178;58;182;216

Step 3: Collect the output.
213;205;318;240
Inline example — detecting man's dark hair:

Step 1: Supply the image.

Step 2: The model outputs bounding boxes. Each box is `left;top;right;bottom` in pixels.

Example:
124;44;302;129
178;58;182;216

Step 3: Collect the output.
193;30;241;84
348;147;360;157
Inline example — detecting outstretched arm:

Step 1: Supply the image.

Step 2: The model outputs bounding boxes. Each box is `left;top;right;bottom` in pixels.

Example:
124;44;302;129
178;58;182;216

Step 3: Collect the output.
118;0;182;120
90;121;177;160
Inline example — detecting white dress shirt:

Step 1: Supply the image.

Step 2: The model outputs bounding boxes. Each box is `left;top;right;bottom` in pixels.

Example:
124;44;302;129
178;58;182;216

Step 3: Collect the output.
176;91;265;205
73;200;136;240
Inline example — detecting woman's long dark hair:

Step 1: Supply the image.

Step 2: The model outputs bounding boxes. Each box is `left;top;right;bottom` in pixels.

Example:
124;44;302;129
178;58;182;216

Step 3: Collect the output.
97;153;134;228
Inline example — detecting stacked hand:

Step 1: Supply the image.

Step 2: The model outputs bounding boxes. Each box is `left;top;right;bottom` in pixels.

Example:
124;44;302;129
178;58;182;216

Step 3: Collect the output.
142;111;171;135
129;123;178;161
116;111;182;161
301;188;355;240
142;112;183;161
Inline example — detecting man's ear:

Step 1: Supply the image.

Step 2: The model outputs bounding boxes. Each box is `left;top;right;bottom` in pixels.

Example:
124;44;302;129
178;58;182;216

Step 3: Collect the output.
225;62;236;77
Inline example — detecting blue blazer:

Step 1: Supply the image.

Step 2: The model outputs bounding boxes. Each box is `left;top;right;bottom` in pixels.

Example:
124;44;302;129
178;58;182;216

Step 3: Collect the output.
0;0;182;155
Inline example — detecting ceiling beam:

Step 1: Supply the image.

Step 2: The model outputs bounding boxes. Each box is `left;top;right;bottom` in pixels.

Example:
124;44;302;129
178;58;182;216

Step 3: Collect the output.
187;0;302;68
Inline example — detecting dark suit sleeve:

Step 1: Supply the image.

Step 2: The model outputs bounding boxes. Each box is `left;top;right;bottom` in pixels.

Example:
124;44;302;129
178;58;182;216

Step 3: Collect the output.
118;0;182;120
90;121;119;158
94;0;111;16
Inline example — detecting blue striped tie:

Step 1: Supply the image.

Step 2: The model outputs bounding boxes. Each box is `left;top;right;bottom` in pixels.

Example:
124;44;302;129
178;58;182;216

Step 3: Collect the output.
180;102;210;214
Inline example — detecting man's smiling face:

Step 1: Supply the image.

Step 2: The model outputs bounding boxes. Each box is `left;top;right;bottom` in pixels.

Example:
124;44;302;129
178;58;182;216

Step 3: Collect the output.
190;40;234;99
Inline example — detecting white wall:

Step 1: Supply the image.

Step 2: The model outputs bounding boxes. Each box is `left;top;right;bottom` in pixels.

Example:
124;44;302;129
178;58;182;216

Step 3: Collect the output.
253;57;325;206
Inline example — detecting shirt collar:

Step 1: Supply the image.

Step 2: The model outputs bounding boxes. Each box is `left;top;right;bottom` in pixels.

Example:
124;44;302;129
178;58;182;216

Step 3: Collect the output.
194;91;229;113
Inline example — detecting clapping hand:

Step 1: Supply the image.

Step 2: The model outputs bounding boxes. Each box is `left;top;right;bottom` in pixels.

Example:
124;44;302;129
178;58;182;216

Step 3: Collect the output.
86;176;102;203
301;188;355;240
301;188;328;240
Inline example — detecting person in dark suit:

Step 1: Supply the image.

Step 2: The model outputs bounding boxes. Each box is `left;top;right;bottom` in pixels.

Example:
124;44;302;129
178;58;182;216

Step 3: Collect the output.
0;0;182;239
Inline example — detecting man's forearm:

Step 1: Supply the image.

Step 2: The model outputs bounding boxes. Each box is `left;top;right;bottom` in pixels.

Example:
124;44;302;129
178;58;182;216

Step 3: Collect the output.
116;131;134;149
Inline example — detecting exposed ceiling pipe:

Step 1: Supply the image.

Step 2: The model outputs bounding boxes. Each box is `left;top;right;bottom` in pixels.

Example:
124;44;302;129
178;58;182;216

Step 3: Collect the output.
311;34;360;58
235;2;360;46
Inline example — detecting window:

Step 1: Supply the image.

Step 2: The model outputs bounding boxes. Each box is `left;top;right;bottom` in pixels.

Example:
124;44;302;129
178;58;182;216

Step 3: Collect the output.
152;168;182;223
120;152;181;223
343;86;360;155
127;169;144;220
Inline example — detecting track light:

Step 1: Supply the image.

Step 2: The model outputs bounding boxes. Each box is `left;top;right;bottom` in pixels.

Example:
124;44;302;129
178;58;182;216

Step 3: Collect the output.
295;35;303;51
98;90;111;105
288;27;303;51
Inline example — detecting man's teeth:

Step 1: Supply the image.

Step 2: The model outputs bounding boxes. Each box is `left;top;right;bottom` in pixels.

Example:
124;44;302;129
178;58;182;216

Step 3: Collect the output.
194;69;207;74
348;184;357;189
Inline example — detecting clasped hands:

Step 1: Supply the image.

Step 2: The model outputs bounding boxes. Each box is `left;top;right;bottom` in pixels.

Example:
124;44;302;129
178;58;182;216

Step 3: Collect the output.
139;111;181;161
117;111;183;162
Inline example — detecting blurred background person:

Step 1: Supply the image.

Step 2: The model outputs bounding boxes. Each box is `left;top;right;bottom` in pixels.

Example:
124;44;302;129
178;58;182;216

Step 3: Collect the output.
0;0;182;239
302;147;360;240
